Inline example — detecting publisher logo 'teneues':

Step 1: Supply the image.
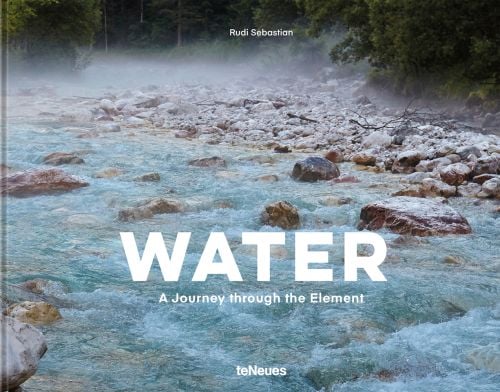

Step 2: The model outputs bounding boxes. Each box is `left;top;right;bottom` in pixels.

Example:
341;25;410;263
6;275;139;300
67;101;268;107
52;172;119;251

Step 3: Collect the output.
236;365;287;376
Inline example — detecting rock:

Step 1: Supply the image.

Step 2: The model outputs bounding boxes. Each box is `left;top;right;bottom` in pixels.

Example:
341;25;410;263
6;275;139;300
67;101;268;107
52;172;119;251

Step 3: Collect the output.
261;201;300;229
436;145;456;157
256;174;279;183
472;156;499;176
118;198;183;221
402;172;432;184
456;145;481;159
324;148;344;163
134;172;160;182
99;99;117;115
480;177;500;198
4;301;62;324
355;95;371;105
1;169;88;197
392;185;423;197
292;157;340;182
392;150;424;174
94;167;123;178
362;131;392;148
420;178;457;197
332;175;359;183
351;151;377;166
472;173;498;185
274;145;292;153
358;196;471;236
21;279;68;297
213;200;233;209
439;163;472;186
415;157;452;172
174;129;196;138
446;154;462;163
188;156;226;168
42;152;84;166
0;315;47;391
392;134;405;145
443;255;465;265
457;183;482;197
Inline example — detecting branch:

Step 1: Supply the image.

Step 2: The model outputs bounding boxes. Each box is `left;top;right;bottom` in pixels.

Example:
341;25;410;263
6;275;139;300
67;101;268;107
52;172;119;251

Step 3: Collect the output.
287;112;319;123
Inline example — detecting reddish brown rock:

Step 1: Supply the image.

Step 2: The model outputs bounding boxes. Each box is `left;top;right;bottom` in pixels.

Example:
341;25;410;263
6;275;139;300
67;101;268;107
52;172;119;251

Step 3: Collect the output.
118;198;184;221
1;169;88;197
439;163;472;186
261;201;300;229
358;196;471;236
324;148;344;163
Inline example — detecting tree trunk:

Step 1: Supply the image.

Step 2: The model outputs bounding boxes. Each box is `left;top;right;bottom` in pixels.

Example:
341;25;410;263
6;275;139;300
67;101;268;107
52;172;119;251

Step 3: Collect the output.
177;0;182;47
103;0;108;52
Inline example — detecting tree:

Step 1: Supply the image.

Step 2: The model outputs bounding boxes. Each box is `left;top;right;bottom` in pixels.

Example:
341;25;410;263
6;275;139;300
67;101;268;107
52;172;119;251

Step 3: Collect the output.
6;0;101;70
301;0;500;95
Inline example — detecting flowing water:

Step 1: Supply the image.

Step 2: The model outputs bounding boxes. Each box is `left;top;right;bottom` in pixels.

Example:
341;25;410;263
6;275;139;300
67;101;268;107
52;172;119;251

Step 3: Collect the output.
5;117;500;391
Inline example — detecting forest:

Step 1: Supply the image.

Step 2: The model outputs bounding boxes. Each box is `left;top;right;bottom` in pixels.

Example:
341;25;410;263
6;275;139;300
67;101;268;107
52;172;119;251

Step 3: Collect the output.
3;0;500;98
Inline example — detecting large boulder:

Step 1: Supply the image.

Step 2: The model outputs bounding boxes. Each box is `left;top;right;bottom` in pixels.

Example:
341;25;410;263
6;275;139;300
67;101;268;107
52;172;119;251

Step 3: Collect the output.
391;150;424;174
261;201;300;229
358;196;471;236
4;301;62;325
1;169;88;197
42;152;84;165
118;198;184;221
0;315;47;391
188;156;226;168
439;163;472;186
292;157;340;182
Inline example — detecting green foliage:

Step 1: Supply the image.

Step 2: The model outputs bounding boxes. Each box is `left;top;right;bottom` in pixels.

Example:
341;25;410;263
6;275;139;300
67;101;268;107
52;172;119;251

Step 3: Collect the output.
254;0;302;30
6;0;101;70
304;0;500;96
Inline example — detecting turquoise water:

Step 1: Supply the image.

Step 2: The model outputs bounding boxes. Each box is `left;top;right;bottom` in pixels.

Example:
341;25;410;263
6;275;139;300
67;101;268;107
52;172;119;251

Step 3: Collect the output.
5;121;500;391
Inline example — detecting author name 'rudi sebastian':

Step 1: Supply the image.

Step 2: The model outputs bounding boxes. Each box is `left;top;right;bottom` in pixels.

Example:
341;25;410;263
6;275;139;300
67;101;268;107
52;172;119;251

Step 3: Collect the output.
229;28;293;37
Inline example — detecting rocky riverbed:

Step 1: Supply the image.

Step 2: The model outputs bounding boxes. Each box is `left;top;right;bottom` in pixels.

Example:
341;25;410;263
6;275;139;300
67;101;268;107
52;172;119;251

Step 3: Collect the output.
3;62;500;391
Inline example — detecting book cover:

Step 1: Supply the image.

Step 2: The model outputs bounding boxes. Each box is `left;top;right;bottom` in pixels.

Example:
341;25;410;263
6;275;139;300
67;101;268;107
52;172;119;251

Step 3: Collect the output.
1;1;499;391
